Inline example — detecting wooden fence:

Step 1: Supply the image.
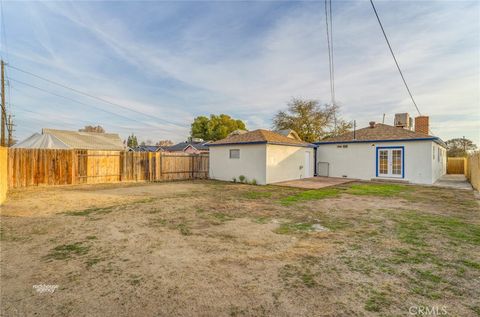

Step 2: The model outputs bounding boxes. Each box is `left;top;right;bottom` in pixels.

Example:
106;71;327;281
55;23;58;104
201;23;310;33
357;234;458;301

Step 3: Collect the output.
0;147;7;204
7;149;209;189
466;153;480;191
447;157;465;174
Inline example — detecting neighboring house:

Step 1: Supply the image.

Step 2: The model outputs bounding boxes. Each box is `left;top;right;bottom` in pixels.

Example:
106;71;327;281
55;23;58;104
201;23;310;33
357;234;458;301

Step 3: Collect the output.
165;141;209;154
208;129;315;185
275;129;303;141
131;145;165;152
13;128;125;150
315;115;447;184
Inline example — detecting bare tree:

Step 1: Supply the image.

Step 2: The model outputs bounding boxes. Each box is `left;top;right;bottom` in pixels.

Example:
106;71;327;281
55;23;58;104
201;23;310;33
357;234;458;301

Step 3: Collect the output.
156;140;174;146
273;99;351;143
79;125;105;133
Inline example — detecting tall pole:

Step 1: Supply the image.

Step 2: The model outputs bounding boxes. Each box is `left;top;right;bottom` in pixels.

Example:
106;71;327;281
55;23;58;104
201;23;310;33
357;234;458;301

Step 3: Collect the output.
7;114;13;146
1;60;5;147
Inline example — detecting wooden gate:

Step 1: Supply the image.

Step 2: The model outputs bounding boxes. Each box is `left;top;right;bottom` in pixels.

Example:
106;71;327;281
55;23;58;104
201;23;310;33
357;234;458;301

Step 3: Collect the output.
447;157;465;174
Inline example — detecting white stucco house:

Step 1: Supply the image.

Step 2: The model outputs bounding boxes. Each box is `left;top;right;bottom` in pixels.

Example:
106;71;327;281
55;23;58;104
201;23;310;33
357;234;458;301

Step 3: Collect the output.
315;117;447;185
208;129;315;185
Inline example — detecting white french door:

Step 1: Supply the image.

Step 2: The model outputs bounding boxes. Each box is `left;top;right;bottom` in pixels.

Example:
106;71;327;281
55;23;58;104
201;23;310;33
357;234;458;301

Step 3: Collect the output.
377;148;403;178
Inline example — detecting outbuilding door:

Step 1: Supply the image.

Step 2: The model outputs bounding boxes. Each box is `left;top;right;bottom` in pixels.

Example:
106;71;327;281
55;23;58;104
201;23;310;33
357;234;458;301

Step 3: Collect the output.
376;147;404;178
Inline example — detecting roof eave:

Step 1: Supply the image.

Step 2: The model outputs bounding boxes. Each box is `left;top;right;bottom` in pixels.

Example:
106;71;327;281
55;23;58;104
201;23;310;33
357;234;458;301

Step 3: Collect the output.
207;141;315;148
315;137;440;145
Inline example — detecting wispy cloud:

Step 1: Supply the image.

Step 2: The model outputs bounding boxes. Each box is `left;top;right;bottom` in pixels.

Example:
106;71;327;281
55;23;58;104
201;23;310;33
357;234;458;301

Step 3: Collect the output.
2;1;478;144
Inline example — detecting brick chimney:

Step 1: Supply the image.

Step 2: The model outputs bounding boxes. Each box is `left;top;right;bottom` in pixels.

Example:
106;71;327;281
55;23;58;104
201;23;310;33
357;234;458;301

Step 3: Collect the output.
414;116;429;135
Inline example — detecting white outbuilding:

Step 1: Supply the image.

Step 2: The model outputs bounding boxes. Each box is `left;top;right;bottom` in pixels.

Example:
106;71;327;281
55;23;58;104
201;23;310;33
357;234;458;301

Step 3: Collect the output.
208;129;315;185
315;116;447;185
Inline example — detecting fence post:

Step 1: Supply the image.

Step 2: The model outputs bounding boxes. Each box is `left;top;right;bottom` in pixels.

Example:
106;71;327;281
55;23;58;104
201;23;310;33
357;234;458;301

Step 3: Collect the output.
159;152;162;180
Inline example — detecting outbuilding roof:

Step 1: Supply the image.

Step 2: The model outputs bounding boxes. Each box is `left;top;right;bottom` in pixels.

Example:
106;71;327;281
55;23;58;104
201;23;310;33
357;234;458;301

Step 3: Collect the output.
208;129;313;147
12;133;70;149
42;128;125;150
315;123;445;146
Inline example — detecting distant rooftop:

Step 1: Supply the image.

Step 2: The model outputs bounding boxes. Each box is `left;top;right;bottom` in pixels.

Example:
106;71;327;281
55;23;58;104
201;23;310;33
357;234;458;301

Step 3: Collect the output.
208;129;312;147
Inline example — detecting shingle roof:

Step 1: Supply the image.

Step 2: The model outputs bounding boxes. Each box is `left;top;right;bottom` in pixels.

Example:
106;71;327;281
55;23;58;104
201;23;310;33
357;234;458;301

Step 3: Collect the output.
166;141;209;152
42;128;125;150
132;145;164;152
274;129;302;141
315;123;441;144
208;129;312;147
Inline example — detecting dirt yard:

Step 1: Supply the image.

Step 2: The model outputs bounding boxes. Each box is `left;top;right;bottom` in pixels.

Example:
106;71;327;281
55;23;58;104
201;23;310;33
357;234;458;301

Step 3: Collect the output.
1;180;479;316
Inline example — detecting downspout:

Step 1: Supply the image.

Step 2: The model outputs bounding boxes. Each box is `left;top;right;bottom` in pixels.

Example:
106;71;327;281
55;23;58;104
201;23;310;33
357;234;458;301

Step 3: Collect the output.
314;145;318;176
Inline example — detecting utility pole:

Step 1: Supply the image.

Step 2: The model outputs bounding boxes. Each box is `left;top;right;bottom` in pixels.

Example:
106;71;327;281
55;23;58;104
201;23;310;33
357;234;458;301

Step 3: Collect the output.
7;114;14;146
1;59;5;147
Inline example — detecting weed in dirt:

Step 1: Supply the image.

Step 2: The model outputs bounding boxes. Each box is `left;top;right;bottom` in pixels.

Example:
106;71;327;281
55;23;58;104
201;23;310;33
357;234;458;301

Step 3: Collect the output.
229;305;246;317
279;264;317;288
408;269;444;299
242;191;272;199
177;223;191;236
274;222;314;234
86;235;97;240
129;275;143;286
460;259;480;270
280;188;339;205
347;183;409;197
414;269;442;283
213;212;234;222
0;227;30;242
364;290;391;312
65;206;116;216
86;257;103;268
471;306;480;316
388;248;438;265
150;218;167;226
253;217;270;224
65;198;156;217
394;211;480;246
146;208;163;214
45;242;90;260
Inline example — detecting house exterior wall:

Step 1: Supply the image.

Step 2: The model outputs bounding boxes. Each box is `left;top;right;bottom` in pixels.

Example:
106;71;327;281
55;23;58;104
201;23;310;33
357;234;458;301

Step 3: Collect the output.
431;143;447;183
316;140;443;184
266;145;314;184
208;144;267;184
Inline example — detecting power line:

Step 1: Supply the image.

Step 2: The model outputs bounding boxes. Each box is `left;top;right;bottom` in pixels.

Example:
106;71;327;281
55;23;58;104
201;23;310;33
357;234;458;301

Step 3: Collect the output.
324;0;334;106
329;0;335;103
9;77;179;134
6;64;187;128
0;0;9;61
369;0;421;116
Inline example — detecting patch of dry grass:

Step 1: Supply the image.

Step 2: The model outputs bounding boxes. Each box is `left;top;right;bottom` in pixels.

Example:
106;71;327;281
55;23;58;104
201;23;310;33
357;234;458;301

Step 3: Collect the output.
1;180;478;316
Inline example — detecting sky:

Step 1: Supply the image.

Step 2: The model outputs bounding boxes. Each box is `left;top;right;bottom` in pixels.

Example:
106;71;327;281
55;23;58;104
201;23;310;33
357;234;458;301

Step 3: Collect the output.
1;0;479;144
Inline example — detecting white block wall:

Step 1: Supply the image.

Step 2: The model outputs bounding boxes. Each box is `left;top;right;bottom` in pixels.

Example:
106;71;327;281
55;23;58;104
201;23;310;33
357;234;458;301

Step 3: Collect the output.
266;144;314;184
316;140;446;185
209;144;267;184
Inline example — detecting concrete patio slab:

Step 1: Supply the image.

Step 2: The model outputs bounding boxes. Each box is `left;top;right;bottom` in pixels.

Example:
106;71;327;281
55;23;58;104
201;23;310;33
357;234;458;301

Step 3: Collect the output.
434;174;472;191
274;176;355;189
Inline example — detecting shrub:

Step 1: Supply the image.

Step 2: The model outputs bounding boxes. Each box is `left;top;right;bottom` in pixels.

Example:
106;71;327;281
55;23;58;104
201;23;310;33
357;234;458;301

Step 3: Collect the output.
251;179;257;185
238;175;246;183
232;177;237;183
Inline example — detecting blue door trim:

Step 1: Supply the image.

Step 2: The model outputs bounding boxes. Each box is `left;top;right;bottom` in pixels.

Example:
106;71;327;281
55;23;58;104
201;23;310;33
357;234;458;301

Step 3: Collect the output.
375;146;405;178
